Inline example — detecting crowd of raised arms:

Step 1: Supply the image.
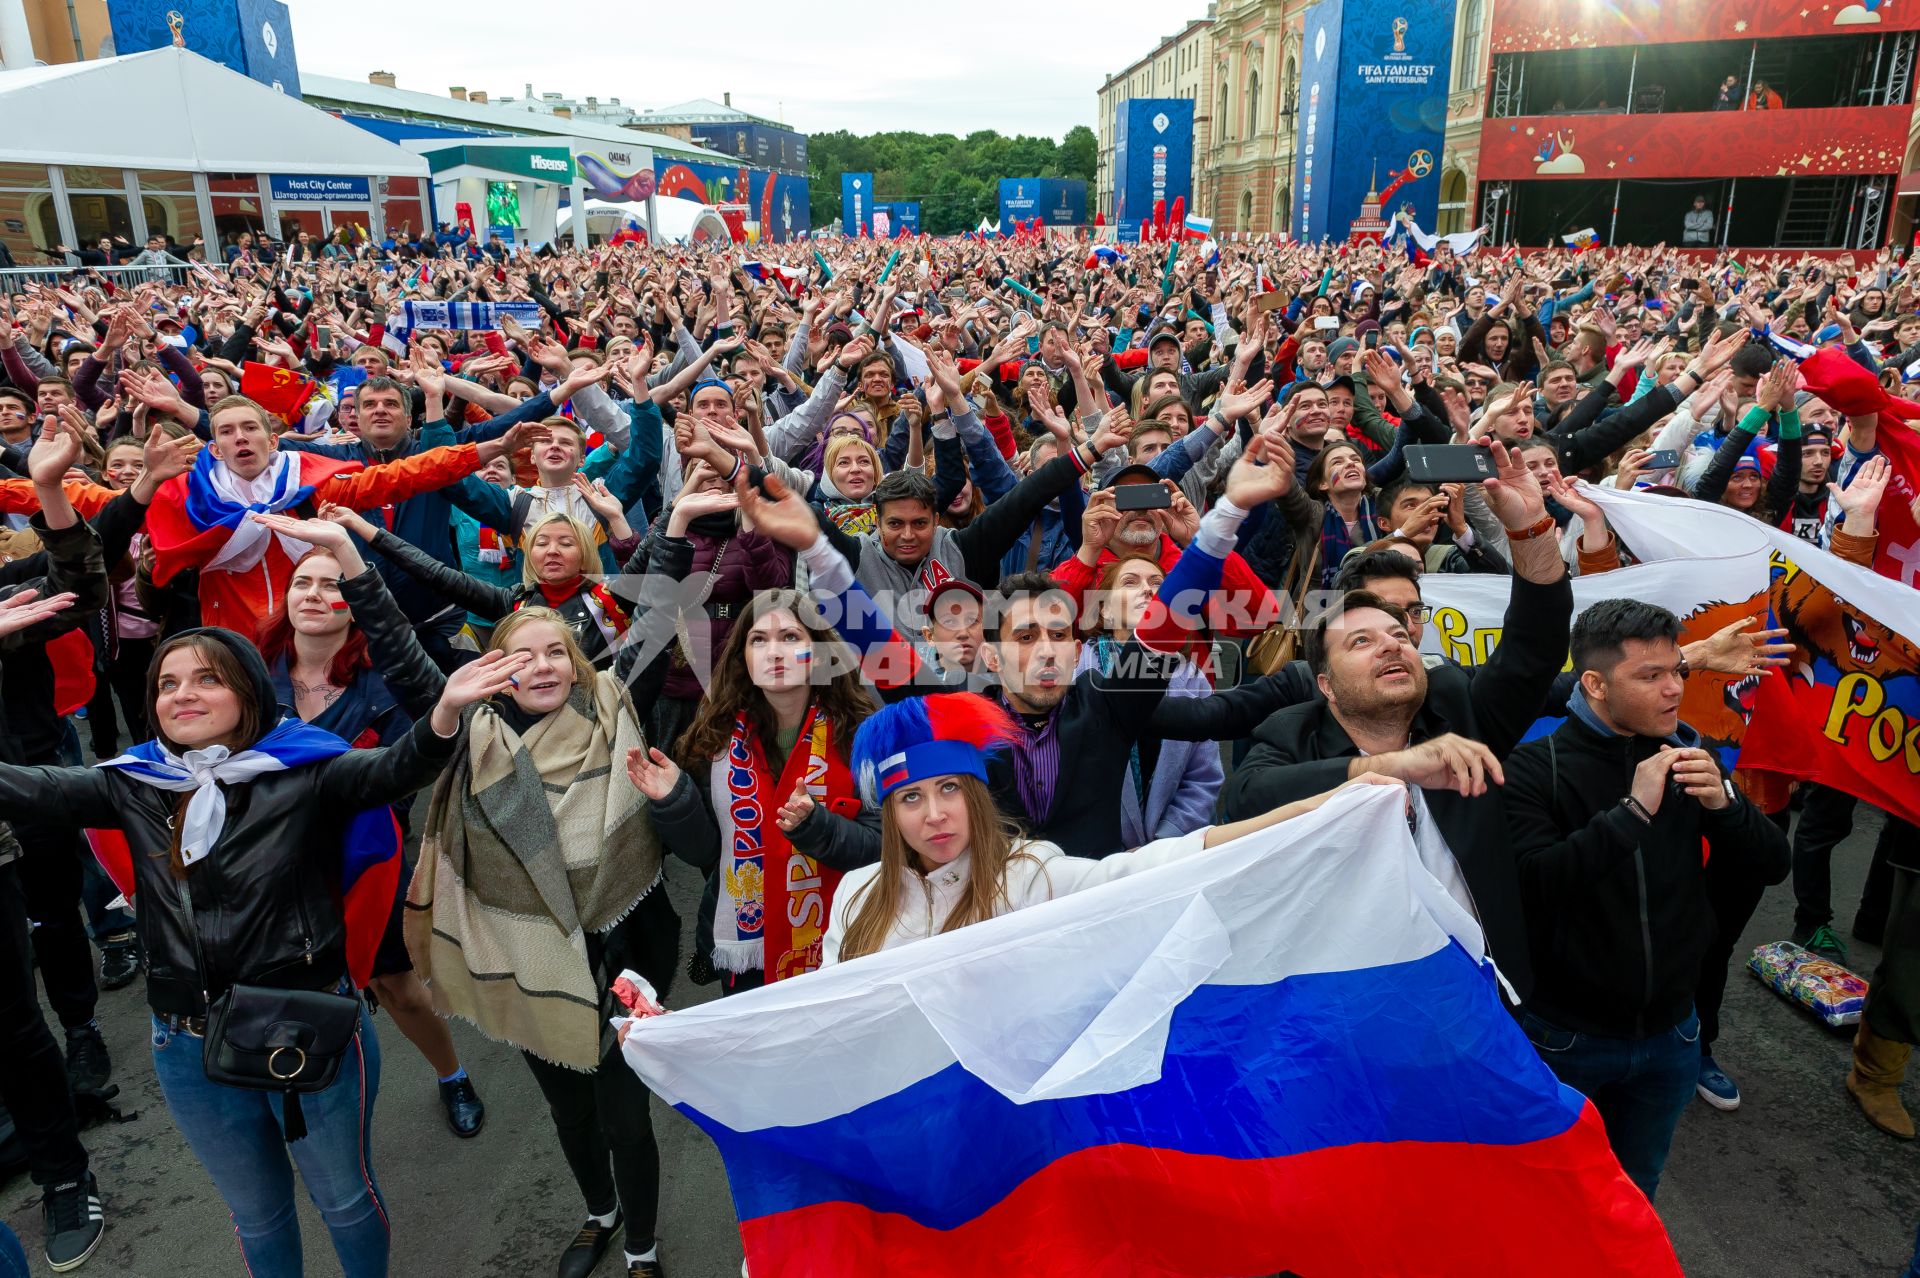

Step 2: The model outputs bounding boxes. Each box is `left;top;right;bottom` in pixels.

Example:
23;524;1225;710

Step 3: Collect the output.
0;225;1915;1278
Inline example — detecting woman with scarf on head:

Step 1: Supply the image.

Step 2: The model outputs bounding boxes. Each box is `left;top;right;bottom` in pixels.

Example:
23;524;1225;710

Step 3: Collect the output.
249;513;485;1139
629;582;878;993
406;604;681;1278
0;625;515;1278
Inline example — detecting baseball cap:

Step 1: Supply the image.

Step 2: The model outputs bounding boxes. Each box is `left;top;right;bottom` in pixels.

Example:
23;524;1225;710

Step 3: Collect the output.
1105;462;1161;489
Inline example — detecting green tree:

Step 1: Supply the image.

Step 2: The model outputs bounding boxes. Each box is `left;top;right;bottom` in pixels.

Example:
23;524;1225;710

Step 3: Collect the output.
807;126;1094;236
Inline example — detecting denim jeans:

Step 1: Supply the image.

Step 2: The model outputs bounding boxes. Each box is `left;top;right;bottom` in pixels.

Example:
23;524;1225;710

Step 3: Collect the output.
1521;1006;1701;1200
1906;1217;1920;1278
0;1222;26;1278
151;1006;389;1278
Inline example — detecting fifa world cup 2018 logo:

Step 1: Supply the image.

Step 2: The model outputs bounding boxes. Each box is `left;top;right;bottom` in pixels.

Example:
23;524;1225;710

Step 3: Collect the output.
1392;17;1408;52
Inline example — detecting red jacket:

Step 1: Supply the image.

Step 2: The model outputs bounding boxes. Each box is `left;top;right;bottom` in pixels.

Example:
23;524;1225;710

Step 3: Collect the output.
1052;533;1278;640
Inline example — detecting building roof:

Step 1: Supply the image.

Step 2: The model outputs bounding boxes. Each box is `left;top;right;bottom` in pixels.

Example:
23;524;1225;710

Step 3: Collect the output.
0;47;428;176
1101;18;1216;90
301;72;735;162
637;97;788;129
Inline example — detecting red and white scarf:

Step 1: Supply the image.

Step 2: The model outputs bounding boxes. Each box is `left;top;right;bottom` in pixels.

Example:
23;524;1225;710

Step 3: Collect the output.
710;705;858;980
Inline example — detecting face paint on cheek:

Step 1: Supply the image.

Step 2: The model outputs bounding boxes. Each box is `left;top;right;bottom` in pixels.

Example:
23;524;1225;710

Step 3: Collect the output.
794;649;812;666
329;601;350;612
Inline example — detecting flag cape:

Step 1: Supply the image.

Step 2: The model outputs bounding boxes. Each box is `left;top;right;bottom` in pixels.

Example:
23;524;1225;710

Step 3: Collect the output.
1794;347;1920;586
621;786;1677;1278
146;449;364;586
1586;486;1920;826
84;718;404;988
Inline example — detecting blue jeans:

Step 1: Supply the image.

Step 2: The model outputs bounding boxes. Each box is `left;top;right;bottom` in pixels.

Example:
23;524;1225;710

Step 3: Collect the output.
0;1222;28;1278
1905;1217;1920;1278
1521;1006;1701;1200
151;1007;389;1277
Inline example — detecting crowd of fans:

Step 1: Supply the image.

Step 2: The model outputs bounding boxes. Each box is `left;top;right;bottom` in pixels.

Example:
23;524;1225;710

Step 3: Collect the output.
0;222;1914;1277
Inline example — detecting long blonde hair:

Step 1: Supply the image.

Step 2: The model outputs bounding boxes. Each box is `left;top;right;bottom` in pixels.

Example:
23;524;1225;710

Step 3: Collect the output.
834;775;1035;962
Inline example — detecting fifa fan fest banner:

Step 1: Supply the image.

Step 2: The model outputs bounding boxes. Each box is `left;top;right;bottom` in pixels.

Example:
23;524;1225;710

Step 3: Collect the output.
1492;0;1920;53
1112;99;1192;243
997;179;1087;236
1292;0;1454;243
1421;485;1920;829
622;786;1679;1277
840;172;874;236
1478;105;1910;183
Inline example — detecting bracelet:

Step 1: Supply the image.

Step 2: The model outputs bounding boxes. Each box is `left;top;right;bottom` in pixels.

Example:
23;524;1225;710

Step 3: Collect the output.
1503;513;1557;542
1620;795;1653;824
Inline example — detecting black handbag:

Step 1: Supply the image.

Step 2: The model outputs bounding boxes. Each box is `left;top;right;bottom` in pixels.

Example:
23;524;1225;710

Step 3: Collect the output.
179;880;363;1142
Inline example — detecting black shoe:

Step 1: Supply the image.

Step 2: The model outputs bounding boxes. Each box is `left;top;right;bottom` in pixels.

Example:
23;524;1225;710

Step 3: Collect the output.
558;1212;622;1278
628;1260;666;1278
1854;913;1887;947
439;1075;485;1138
42;1173;104;1271
97;935;139;992
65;1025;111;1097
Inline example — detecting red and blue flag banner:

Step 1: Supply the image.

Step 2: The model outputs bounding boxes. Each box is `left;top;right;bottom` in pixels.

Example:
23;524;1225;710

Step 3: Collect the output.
1794;347;1920;587
85;719;403;987
1603;482;1920;825
238;360;319;426
742;261;803;293
621;787;1678;1277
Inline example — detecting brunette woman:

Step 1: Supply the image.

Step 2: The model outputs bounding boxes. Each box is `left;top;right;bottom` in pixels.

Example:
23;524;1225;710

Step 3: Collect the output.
0;627;514;1277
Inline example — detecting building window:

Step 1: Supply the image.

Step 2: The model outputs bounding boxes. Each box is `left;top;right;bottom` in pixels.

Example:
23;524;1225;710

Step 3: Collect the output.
1282;54;1298;119
1246;71;1261;139
1456;0;1484;89
1219;85;1231;140
1240;189;1254;227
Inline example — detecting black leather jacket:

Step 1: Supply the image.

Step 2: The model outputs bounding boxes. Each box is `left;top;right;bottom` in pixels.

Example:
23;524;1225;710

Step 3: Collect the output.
0;671;455;1017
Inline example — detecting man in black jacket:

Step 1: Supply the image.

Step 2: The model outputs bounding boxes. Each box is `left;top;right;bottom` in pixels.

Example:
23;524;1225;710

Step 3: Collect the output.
1223;442;1573;1001
1502;598;1788;1200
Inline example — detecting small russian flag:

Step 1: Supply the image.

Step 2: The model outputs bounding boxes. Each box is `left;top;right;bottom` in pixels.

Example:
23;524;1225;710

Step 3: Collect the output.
1085;246;1126;270
1182;215;1214;241
878;752;910;794
743;261;803;293
1561;228;1598;252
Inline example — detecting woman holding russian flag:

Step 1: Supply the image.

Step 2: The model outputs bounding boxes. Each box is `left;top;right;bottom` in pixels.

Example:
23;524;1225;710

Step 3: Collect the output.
0;626;520;1278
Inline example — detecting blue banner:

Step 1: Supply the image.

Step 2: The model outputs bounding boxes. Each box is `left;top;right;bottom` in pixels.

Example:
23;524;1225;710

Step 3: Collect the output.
840;173;874;236
874;202;920;237
110;0;299;95
996;179;1087;236
270;175;372;204
1112;99;1193;233
1293;0;1455;243
236;0;301;96
651;158;811;242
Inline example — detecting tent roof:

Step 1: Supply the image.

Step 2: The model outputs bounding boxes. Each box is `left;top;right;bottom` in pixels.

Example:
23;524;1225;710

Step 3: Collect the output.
300;74;734;163
0;47;428;177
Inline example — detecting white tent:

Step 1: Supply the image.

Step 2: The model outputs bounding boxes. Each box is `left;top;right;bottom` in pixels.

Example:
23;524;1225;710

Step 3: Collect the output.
559;198;730;245
0;46;427;176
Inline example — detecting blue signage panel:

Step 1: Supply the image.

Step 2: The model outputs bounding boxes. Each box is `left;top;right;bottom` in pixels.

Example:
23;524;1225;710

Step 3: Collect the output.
996;179;1086;236
109;0;301;95
270;175;372;204
1113;99;1193;233
1293;0;1455;242
840;172;874;236
235;0;301;97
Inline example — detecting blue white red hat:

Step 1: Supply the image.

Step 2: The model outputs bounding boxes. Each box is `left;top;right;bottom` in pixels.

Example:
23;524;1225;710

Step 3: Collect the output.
850;692;1019;804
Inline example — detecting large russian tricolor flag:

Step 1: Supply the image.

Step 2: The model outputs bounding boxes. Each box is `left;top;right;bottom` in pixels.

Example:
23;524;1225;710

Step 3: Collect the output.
622;787;1679;1277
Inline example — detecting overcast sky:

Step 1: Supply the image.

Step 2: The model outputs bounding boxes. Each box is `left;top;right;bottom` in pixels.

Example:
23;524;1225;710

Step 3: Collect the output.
288;0;1155;138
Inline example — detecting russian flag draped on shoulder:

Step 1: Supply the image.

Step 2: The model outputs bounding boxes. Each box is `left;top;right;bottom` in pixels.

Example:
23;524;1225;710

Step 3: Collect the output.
621;786;1678;1277
85;719;403;988
146;447;363;586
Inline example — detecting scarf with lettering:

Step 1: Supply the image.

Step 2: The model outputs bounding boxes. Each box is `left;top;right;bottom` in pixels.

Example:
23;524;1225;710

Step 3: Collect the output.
708;704;858;980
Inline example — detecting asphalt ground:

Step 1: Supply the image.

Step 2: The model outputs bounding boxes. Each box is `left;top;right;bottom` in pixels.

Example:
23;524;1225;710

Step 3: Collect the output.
2;808;1915;1277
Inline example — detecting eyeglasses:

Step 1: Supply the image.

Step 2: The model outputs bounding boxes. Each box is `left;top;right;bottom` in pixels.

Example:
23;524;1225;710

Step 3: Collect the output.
1402;603;1434;622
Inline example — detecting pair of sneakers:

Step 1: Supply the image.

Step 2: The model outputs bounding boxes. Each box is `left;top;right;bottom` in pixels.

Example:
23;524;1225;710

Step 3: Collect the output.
557;1211;666;1278
41;1173;105;1271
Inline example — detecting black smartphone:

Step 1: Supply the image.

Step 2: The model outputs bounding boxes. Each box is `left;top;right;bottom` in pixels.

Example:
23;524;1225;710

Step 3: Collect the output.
1114;483;1174;512
1405;445;1497;484
1679;277;1699;292
1643;448;1680;470
1363;330;1380;349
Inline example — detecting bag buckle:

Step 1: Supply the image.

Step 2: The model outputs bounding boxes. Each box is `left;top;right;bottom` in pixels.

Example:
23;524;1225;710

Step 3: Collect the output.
267;1045;307;1081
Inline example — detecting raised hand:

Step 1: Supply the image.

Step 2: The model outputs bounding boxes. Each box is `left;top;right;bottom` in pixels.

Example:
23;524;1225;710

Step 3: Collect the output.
626;745;683;803
316;499;382;542
0;588;77;639
731;468;820;551
774;780;817;833
438;649;534;717
1481;438;1549;533
1223;431;1293;508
